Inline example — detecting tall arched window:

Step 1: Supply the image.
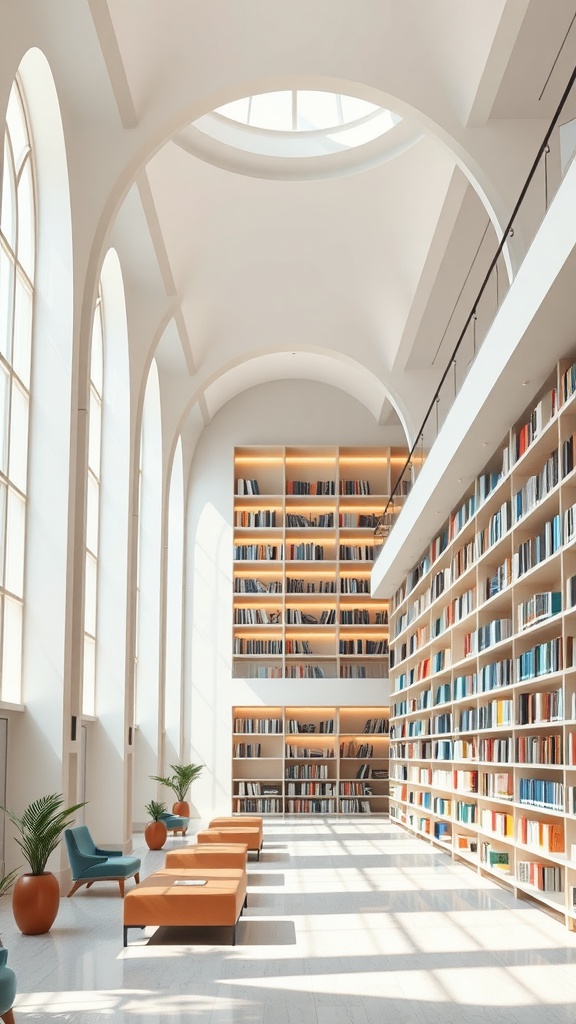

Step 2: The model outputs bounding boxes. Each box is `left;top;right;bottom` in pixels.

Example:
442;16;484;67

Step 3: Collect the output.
0;80;35;703
83;289;104;716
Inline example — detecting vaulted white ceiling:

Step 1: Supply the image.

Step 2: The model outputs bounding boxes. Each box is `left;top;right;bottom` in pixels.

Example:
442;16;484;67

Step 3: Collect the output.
4;0;576;463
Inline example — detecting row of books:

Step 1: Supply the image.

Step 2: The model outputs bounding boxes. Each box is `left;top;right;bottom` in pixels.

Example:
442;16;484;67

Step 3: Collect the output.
286;480;335;494
517;817;564;852
516;733;563;765
285;764;329;778
339;640;389;655
514;450;559;522
285;640;313;654
517;591;561;630
518;777;563;810
233;799;282;813
433;588;477;638
285;513;334;528
286;782;335;796
513;514;562;578
285;544;325;560
338;545;375;561
432;714;452;734
287;579;336;592
339;513;378;527
285;745;335;758
236;478;260;495
234;544;282;560
339;742;375;758
234;608;281;624
464;617;513;655
517;861;563;892
234;578;282;593
233;639;283;654
517;687;563;725
395;692;564;734
286;718;335;733
285;609;335;623
512;388;556;462
233;718;282;734
340;665;387;677
485;557;511;601
517;637;563;680
362;717;389;733
339;480;372;494
409;625;430;654
480;771;512;799
235;510;277;527
236;782;281;796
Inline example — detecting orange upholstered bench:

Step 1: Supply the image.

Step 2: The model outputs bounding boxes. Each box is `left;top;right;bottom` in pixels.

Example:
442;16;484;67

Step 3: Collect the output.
197;826;262;859
123;866;247;946
165;843;248;870
209;817;264;844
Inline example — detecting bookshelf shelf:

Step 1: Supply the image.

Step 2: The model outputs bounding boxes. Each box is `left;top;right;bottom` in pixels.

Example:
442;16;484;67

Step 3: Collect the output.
388;356;576;928
232;705;389;816
233;446;401;679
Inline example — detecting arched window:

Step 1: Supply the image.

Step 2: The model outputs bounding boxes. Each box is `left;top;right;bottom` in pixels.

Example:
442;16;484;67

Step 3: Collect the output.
83;289;104;716
0;80;35;703
164;438;184;763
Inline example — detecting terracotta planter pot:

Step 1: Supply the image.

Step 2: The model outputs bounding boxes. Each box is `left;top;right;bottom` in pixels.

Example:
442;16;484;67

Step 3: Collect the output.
172;801;190;818
12;872;60;935
145;820;167;850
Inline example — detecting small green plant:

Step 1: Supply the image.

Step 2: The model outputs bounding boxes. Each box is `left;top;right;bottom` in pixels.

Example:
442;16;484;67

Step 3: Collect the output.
150;763;204;803
1;793;86;876
0;865;20;896
145;800;167;821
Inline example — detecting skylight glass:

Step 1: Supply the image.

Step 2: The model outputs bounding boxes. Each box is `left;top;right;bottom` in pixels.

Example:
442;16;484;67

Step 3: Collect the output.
215;90;394;136
192;90;403;161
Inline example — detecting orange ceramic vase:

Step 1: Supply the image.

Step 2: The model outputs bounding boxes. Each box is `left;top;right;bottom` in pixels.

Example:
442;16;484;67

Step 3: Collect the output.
172;801;189;817
145;820;167;850
12;872;60;935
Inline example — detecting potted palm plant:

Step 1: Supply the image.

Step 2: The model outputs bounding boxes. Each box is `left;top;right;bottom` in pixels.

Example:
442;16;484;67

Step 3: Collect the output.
144;800;168;850
2;793;86;935
150;762;204;817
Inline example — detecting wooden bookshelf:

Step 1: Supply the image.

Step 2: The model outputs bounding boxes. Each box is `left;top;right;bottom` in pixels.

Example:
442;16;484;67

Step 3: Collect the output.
387;356;576;928
233;446;407;679
232;705;389;815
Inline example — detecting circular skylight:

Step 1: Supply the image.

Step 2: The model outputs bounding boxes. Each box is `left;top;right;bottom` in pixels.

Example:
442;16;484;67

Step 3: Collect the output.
194;90;401;158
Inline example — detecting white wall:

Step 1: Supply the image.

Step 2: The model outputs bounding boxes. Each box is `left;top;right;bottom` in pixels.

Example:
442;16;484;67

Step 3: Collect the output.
186;379;402;818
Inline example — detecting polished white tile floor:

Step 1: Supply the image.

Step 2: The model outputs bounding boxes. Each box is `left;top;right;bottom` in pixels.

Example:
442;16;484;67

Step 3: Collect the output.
3;816;576;1022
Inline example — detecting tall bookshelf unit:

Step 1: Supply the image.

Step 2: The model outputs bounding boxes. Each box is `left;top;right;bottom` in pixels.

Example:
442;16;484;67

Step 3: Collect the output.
232;705;389;815
233;445;408;680
387;356;576;929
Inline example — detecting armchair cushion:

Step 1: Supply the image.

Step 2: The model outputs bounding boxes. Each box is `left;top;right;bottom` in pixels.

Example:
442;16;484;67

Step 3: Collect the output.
159;812;188;834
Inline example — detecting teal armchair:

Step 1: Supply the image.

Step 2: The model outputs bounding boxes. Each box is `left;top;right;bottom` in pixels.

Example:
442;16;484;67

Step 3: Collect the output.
64;825;140;897
159;812;188;836
0;945;16;1023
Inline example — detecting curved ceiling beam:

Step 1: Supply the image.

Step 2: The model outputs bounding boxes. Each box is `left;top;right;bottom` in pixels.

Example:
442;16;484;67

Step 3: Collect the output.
172;347;412;447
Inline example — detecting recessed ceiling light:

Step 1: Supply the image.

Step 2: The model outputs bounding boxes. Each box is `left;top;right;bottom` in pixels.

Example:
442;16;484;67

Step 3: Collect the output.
521;380;529;386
